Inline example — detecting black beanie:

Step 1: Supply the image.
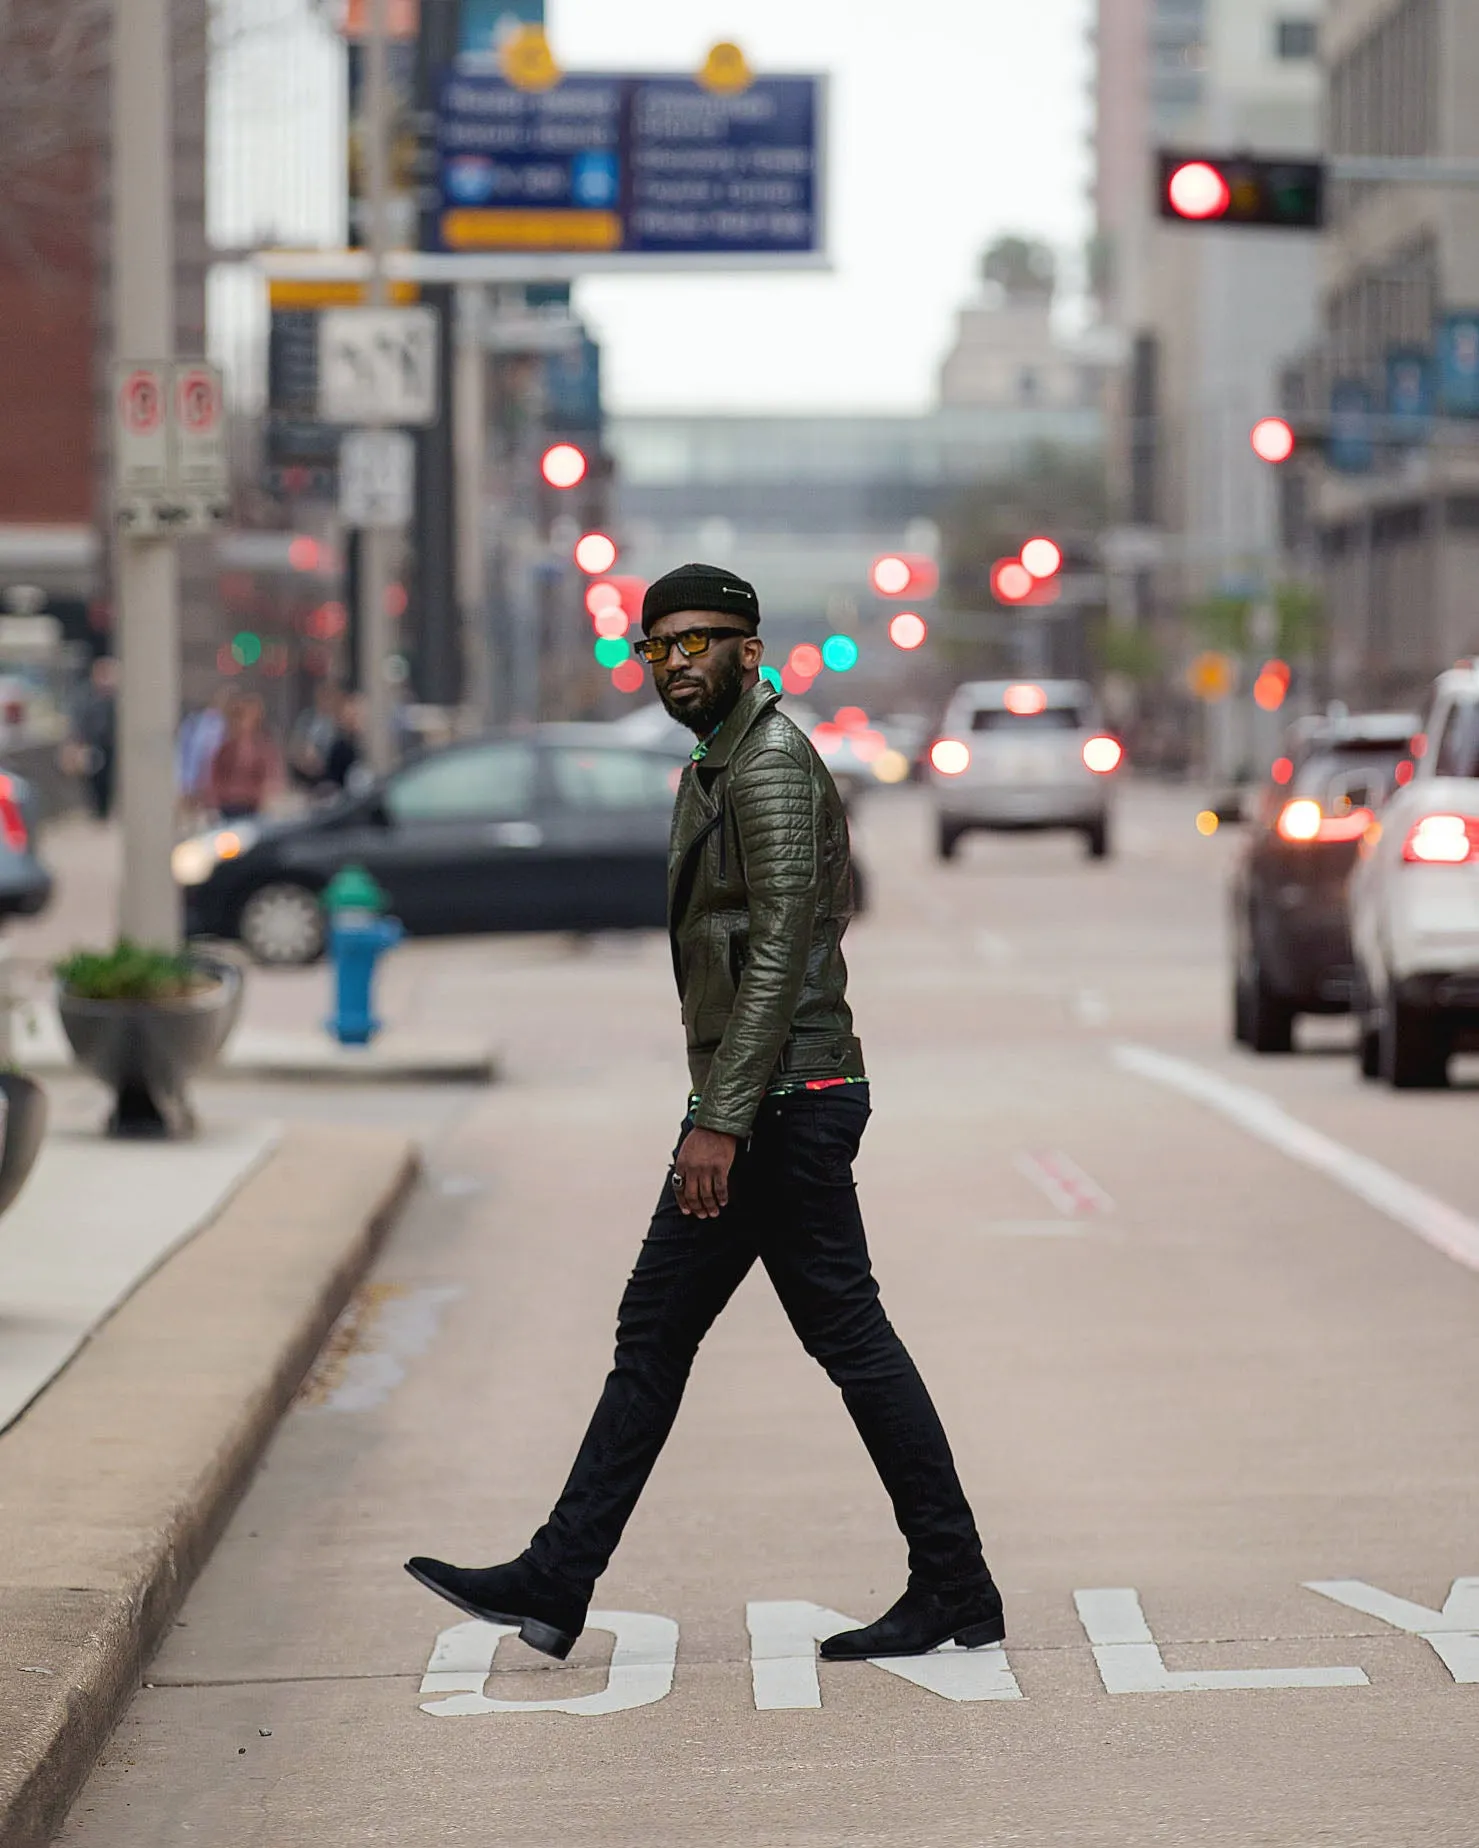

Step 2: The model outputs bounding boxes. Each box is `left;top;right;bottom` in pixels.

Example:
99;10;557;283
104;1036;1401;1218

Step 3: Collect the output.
641;562;760;634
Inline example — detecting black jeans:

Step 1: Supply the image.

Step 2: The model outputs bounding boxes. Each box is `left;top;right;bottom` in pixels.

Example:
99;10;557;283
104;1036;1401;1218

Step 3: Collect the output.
527;1085;988;1599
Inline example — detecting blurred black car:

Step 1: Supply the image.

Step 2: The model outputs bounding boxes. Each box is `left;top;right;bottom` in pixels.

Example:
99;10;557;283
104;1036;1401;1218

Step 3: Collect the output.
0;770;51;920
177;727;682;965
1231;711;1418;1051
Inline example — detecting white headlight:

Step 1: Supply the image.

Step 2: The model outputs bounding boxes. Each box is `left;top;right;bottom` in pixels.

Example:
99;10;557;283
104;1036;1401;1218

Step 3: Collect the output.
171;838;218;886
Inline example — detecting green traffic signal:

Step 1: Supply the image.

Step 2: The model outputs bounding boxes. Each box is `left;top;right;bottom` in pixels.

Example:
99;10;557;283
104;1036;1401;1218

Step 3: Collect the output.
593;636;631;669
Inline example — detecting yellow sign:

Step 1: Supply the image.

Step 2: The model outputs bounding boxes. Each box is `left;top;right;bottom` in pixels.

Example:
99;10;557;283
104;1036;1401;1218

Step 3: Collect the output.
501;24;562;92
268;278;419;310
1188;651;1237;703
698;41;753;94
441;209;621;252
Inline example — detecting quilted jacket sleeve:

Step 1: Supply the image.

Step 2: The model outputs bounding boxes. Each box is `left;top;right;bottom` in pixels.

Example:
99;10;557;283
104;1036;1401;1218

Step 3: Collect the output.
692;743;819;1137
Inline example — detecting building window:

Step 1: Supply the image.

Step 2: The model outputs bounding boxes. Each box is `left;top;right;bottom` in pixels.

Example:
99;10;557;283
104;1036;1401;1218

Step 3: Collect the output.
1276;19;1318;60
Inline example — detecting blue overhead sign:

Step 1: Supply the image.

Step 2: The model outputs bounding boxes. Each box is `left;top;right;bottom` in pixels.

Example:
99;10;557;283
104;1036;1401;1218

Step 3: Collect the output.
431;70;825;263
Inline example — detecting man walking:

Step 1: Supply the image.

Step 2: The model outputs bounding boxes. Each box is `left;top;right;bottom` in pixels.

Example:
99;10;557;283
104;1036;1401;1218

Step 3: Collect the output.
407;564;1003;1663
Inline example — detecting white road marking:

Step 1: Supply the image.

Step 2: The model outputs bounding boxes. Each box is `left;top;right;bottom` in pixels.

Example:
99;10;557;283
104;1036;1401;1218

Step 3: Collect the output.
419;1613;678;1716
1305;1578;1479;1683
1015;1149;1116;1218
745;1601;1022;1708
1114;1043;1479;1275
1073;1589;1368;1694
1071;988;1110;1027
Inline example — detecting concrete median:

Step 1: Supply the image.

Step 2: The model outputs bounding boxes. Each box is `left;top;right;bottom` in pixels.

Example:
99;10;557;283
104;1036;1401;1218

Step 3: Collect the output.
0;1124;418;1848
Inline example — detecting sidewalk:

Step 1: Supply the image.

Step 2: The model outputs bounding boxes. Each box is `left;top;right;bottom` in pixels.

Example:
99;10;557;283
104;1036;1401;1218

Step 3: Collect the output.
0;1121;418;1848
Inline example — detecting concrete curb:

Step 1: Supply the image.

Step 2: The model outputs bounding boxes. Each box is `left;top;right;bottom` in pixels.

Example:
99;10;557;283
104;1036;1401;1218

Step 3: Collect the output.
0;1125;419;1848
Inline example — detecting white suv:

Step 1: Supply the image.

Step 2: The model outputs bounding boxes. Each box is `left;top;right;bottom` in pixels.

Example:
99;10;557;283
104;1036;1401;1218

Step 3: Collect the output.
928;680;1121;861
1350;663;1479;1085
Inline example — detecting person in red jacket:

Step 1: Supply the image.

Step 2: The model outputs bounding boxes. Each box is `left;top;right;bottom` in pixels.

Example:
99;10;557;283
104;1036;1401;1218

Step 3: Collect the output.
205;694;283;820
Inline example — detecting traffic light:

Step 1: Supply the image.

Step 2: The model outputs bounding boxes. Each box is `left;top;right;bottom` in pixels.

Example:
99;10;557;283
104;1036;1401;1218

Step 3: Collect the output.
870;553;939;598
1020;537;1062;580
889;611;927;650
991;537;1063;607
540;442;588;488
991;558;1034;605
574;531;617;573
1250;416;1297;464
1157;151;1325;231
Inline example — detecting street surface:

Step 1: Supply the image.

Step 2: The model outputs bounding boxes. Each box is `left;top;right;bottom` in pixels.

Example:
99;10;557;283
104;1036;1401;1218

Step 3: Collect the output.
54;785;1479;1846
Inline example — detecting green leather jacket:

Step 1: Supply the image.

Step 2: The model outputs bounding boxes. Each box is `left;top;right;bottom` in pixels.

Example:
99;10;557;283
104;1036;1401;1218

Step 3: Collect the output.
668;679;865;1137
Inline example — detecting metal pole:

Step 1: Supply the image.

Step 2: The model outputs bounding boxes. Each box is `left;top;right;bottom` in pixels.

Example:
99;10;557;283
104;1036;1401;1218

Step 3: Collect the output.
454;282;491;729
359;0;395;773
112;0;180;947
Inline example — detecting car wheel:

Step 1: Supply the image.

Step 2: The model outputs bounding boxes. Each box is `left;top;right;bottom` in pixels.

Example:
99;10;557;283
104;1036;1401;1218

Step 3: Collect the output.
1358;1017;1382;1079
238;881;325;966
1233;973;1254;1046
937;821;963;862
1084;815;1110;859
1245;962;1295;1054
1379;994;1449;1089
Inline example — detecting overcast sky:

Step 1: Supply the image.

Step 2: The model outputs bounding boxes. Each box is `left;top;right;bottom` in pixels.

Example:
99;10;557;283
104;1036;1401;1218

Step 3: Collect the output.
556;0;1094;414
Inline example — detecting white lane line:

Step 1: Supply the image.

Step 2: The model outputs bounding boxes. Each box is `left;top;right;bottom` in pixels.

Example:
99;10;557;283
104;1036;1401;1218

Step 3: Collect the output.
1015;1149;1116;1218
1114;1043;1479;1276
1074;1588;1368;1694
420;1612;677;1716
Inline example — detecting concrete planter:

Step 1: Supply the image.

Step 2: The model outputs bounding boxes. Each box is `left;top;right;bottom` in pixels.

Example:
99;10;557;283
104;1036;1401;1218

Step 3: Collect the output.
57;958;243;1138
0;1070;47;1217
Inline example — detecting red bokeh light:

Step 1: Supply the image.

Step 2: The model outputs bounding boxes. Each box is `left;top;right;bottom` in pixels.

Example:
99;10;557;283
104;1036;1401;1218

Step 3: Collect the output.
781;665;812;695
889;611;927;650
991;559;1034;604
287;535;322;573
611;658;644;694
1003;683;1048;716
593;607;629;639
1168;160;1232;221
1271;756;1295;785
574;532;618;574
788;643;823;679
1020;537;1063;580
540;442;588;489
1250;417;1296;465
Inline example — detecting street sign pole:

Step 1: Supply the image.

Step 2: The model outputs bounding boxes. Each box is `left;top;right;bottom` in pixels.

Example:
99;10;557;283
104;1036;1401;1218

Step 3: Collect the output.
360;0;396;775
112;0;180;947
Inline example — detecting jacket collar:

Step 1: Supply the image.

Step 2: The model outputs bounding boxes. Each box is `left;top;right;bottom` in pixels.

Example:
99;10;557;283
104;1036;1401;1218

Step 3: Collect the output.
693;679;781;773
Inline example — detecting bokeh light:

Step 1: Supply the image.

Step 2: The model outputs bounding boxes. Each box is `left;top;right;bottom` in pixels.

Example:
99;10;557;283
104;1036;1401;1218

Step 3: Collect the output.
889;611;927;650
574;532;618;574
611;658;644;694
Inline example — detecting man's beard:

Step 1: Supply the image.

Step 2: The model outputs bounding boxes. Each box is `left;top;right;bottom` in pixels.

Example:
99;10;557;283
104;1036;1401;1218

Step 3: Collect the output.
657;650;747;735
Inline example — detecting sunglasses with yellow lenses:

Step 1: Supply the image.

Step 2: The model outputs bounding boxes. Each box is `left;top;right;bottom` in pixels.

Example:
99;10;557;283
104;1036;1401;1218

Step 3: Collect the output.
632;626;753;666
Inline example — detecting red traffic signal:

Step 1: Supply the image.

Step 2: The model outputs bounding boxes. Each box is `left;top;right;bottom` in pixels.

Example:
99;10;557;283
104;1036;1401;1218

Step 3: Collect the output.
574;531;617;574
869;553;939;599
1158;151;1324;231
540;442;588;489
991;559;1035;604
888;612;927;651
1020;536;1062;580
1250;417;1297;464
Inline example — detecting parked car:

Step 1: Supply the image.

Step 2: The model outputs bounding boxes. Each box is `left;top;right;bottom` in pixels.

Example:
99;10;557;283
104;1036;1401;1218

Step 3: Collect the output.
1231;711;1418;1052
0;767;50;920
175;727;682;965
1350;664;1479;1085
927;680;1122;860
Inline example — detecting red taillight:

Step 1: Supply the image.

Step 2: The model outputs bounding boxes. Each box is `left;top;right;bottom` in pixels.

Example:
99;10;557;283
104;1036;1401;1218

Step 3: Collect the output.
930;738;971;776
1081;735;1123;775
1277;798;1372;845
1402;814;1479;864
0;776;26;851
1271;755;1294;785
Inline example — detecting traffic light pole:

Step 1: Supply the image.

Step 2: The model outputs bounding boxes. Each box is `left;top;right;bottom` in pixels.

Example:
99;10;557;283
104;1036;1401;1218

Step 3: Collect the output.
358;0;395;775
112;0;181;947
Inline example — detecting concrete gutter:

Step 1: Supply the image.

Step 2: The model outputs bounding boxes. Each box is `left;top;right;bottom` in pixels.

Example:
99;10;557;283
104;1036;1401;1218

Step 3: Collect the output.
0;1125;418;1848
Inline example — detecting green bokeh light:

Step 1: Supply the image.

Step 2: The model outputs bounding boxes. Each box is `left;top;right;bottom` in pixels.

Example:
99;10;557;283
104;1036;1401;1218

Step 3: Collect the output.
821;633;859;672
593;635;632;669
231;630;262;667
759;663;782;691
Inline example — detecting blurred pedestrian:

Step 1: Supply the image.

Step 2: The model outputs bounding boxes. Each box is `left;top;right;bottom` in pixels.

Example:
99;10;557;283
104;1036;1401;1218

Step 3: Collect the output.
204;694;282;821
320;693;364;792
287;683;343;790
63;655;119;819
176;686;229;816
406;563;1003;1666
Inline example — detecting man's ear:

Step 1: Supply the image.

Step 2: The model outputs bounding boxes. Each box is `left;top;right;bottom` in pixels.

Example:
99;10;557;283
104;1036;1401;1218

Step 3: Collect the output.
742;634;764;670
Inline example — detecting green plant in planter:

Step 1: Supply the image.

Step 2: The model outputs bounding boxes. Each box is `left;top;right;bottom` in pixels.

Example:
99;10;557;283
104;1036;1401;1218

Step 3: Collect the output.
56;941;213;1002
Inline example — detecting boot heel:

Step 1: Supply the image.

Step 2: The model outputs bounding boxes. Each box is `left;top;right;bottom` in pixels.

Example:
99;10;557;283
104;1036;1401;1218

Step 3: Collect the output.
954;1619;1006;1649
519;1617;577;1661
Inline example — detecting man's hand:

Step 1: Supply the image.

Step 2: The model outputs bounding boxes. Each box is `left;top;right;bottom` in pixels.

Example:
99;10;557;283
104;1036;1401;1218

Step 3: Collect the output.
672;1127;738;1219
